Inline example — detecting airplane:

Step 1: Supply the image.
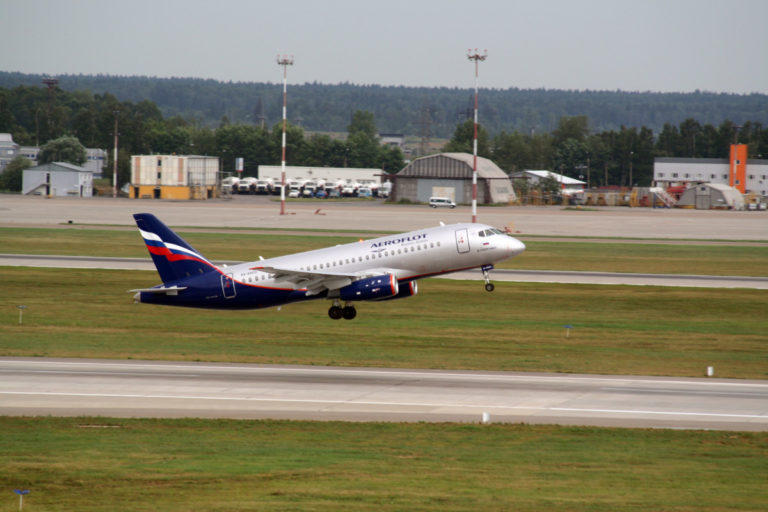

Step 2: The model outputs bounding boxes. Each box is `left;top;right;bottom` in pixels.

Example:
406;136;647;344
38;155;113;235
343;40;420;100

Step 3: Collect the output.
130;213;526;320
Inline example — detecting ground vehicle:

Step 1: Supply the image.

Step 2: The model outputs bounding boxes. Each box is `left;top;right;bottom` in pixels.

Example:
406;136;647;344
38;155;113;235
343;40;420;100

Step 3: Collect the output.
255;180;272;194
237;177;257;194
221;176;239;194
357;187;372;198
288;187;301;198
302;181;317;197
341;183;357;197
429;197;456;208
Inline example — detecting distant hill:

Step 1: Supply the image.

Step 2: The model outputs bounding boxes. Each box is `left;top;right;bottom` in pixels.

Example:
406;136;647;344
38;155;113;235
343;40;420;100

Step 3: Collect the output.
2;71;766;138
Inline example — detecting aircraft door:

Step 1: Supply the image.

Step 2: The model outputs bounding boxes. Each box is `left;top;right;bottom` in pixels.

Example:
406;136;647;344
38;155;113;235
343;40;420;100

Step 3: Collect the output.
221;273;237;299
455;228;470;254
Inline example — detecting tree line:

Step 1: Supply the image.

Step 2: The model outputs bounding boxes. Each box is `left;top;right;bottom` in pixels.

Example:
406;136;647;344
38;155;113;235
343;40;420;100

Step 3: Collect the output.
1;83;766;192
1;72;766;138
445;116;767;187
0;85;405;188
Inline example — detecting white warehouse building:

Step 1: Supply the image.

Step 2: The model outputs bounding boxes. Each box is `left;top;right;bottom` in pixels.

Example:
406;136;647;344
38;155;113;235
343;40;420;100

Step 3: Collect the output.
22;162;93;197
654;157;768;198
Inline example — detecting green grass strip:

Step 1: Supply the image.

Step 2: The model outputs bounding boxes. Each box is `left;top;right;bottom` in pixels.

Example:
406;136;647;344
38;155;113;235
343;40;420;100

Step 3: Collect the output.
2;268;766;379
1;227;766;276
1;417;765;511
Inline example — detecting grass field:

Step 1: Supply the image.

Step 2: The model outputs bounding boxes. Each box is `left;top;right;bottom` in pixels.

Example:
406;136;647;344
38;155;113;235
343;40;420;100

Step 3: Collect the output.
1;267;766;378
2;417;766;512
2;227;767;511
1;226;767;276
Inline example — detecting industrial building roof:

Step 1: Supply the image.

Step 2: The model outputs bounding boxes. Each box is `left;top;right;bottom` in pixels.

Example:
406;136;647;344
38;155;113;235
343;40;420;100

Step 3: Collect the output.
512;170;586;185
27;162;89;173
397;152;509;179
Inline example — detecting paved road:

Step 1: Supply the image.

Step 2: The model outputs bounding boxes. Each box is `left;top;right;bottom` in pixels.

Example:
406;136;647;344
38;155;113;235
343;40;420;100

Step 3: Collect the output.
2;195;767;240
1;358;766;431
4;254;768;288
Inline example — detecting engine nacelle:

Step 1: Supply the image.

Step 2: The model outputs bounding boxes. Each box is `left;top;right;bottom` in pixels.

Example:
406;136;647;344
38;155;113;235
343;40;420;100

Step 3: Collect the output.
339;274;398;301
375;280;418;301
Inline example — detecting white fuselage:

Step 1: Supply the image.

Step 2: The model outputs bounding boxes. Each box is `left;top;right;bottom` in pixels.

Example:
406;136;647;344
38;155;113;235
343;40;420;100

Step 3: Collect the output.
223;223;525;292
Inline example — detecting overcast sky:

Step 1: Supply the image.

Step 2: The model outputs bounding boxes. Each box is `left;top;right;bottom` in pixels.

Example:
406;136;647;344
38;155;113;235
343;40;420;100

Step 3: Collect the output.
3;0;767;94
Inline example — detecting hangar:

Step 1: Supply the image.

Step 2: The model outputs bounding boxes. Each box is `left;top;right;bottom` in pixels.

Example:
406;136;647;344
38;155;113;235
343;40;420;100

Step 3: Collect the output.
676;183;745;210
391;152;515;204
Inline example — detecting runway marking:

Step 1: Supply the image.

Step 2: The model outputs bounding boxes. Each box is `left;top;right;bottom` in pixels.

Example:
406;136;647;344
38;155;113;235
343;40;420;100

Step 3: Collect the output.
550;407;767;419
0;369;199;378
2;391;766;420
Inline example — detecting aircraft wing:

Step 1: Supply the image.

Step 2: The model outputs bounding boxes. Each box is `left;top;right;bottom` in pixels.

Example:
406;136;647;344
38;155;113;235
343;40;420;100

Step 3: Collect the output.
251;265;354;295
252;265;404;296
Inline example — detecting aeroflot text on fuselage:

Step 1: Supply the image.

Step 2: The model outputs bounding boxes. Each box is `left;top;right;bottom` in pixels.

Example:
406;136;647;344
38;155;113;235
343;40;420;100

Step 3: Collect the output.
130;214;525;320
370;233;427;249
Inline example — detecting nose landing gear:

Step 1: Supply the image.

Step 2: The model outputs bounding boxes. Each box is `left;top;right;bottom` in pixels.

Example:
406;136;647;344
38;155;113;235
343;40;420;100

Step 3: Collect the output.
482;264;495;292
328;299;357;320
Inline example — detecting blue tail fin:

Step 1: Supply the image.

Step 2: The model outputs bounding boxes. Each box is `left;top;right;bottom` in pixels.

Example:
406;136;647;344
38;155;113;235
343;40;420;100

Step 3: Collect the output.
133;213;217;283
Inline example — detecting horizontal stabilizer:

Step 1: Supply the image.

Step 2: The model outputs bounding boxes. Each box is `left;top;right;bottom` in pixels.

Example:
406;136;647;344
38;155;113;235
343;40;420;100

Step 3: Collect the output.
128;286;187;296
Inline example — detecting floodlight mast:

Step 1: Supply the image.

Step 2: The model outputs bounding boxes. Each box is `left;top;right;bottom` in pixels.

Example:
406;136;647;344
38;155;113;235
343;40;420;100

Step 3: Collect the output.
467;49;487;223
277;54;294;215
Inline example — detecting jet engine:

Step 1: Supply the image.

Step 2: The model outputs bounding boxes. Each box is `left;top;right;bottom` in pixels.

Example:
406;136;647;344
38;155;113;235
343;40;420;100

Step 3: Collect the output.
339;274;398;301
375;280;418;301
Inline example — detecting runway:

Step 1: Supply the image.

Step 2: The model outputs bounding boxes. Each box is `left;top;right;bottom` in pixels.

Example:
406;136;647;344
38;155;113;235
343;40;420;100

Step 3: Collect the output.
1;358;766;431
3;253;768;289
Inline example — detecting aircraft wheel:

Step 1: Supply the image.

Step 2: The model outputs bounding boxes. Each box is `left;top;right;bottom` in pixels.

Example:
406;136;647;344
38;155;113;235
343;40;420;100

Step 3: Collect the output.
328;306;343;320
485;283;495;292
342;306;357;320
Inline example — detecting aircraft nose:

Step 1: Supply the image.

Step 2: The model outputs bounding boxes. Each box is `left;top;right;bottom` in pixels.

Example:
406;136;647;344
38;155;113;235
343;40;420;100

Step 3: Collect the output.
507;237;526;256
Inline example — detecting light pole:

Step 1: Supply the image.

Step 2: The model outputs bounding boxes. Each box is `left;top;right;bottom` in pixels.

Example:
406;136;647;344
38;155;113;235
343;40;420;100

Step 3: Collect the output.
629;151;634;188
113;111;119;198
467;49;487;223
277;54;294;216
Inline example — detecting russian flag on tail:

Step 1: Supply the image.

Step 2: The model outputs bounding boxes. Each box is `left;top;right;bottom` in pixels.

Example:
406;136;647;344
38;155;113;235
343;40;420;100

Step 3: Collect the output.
133;213;216;283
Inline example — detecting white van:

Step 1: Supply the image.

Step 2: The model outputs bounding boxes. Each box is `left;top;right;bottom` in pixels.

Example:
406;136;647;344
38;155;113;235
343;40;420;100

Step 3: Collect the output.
429;197;456;208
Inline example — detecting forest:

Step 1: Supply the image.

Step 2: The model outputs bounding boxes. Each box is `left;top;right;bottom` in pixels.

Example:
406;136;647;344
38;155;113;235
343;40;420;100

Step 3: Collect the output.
2;71;767;138
1;73;767;189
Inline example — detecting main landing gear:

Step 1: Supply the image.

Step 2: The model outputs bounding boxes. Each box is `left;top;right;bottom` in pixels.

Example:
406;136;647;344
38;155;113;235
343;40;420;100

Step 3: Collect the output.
482;264;495;292
328;300;357;320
